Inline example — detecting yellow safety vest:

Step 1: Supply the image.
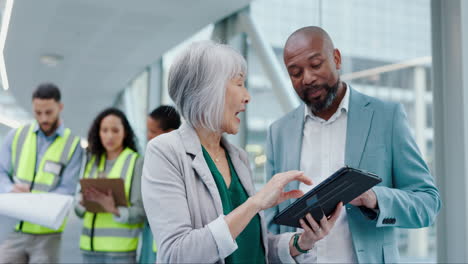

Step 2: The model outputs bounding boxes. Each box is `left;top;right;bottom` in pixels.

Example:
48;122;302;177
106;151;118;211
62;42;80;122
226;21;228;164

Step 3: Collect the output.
80;148;143;252
11;123;80;234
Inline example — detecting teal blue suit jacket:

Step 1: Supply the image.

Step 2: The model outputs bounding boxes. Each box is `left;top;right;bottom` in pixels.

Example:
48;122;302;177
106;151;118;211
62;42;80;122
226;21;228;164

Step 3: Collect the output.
264;87;441;263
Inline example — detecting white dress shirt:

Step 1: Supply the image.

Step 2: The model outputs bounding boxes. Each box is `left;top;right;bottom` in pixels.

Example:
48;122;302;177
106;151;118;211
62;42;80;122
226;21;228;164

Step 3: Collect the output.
298;86;358;263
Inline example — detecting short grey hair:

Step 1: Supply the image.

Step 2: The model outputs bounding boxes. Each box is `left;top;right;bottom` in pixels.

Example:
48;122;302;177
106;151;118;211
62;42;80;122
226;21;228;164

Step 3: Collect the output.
168;40;247;131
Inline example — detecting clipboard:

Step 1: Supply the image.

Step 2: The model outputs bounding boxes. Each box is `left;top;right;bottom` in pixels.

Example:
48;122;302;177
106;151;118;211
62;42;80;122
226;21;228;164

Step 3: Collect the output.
273;166;382;228
80;178;127;213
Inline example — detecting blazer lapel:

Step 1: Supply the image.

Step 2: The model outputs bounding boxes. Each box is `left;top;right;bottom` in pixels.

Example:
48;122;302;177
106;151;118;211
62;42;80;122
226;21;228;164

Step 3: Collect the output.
285;105;306;192
223;140;255;197
179;124;224;215
345;88;374;168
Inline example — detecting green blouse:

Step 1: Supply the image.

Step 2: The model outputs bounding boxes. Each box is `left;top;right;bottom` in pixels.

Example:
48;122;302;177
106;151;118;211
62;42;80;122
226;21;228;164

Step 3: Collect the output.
202;146;266;264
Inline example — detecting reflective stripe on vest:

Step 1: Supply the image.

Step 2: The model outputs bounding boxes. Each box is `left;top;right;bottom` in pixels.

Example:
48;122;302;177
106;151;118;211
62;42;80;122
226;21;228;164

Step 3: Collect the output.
80;148;143;252
82;227;140;238
11;123;80;234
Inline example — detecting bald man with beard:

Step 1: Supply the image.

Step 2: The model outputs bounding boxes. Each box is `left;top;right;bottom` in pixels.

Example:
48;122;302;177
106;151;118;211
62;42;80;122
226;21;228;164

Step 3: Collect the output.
264;26;441;263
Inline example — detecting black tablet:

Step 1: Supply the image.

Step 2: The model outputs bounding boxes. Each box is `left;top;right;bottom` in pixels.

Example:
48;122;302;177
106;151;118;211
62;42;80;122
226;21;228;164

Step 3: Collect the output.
273;166;382;228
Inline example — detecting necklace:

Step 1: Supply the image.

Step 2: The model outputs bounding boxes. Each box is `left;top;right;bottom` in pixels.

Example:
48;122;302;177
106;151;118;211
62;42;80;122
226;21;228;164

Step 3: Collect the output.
213;148;224;163
205;146;224;163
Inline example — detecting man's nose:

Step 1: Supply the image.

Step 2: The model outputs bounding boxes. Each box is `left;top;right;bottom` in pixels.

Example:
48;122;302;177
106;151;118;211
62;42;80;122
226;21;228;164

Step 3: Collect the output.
38;115;47;123
303;69;317;86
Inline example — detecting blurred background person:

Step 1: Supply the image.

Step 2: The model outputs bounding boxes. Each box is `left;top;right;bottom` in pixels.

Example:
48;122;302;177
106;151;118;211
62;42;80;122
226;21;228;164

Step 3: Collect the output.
0;83;82;263
75;107;145;264
139;105;181;264
146;105;182;140
142;41;339;263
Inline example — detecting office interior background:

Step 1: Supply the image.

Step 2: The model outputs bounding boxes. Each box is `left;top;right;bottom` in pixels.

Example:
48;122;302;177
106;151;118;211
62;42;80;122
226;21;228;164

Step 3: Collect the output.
0;0;465;262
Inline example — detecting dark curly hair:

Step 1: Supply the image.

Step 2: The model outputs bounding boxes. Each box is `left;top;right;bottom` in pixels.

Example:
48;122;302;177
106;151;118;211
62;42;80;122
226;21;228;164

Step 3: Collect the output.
87;107;138;158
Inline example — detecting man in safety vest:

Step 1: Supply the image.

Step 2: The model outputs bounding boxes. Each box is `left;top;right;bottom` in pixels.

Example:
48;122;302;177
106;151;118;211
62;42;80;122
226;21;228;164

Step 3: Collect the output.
0;83;83;263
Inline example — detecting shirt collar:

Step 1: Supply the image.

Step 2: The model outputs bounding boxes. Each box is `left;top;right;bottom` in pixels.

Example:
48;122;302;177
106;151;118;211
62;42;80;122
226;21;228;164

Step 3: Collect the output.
304;83;350;122
33;121;65;137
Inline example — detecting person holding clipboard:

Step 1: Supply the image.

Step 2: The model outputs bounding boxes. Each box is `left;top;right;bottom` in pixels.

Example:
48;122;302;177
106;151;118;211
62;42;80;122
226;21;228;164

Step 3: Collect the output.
75;108;145;264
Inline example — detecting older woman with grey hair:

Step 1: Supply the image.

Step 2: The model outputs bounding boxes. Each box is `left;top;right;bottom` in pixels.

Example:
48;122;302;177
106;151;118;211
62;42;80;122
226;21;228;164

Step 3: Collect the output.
141;40;342;263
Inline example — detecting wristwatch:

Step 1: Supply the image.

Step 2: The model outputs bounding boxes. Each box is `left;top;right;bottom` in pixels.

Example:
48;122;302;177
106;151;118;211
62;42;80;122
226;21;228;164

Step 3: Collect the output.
293;233;309;254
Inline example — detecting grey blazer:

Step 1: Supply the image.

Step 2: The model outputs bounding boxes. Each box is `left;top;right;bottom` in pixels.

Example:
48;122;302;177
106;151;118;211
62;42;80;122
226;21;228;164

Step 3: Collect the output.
142;123;295;264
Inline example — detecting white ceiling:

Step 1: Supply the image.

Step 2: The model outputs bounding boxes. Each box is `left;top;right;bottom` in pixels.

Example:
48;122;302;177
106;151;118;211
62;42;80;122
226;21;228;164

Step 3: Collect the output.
4;0;251;136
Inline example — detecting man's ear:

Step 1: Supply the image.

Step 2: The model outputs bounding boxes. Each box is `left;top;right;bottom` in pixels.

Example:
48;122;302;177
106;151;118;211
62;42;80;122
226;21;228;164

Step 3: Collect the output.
334;48;342;70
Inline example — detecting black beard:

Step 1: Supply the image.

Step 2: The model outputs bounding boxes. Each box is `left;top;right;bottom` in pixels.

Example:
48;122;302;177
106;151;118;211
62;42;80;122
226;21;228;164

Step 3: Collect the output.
303;79;340;113
40;118;59;136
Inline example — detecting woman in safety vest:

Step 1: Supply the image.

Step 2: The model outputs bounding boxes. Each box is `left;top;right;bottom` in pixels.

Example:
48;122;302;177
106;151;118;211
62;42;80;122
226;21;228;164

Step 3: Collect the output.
75;107;145;264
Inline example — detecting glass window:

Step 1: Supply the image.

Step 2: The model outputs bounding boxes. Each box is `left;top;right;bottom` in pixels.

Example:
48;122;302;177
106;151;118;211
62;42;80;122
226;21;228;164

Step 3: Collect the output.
117;69;150;152
161;25;214;106
0;89;32;139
